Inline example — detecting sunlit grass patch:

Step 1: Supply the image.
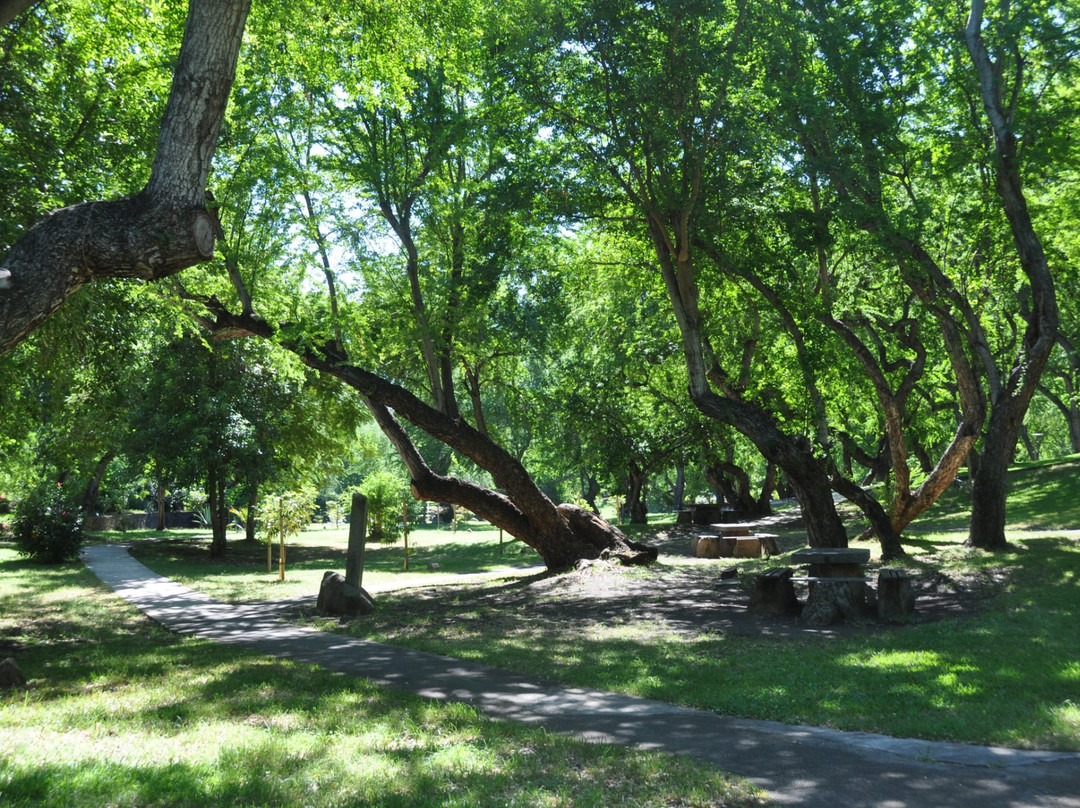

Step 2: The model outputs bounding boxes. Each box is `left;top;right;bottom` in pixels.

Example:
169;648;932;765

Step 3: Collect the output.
0;545;765;808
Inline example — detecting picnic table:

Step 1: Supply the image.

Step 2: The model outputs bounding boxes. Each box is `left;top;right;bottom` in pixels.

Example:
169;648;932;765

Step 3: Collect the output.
691;522;780;559
789;546;871;606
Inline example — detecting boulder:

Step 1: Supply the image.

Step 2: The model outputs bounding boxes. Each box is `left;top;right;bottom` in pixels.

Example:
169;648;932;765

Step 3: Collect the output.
0;657;26;687
317;571;375;617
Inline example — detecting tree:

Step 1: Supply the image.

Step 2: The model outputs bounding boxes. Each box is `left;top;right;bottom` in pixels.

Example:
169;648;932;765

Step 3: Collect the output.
183;0;658;570
512;0;856;549
0;0;250;354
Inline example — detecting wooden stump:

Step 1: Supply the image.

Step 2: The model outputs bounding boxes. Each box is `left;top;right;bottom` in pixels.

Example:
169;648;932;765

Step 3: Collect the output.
694;535;721;558
751;567;799;615
877;569;915;619
734;537;762;558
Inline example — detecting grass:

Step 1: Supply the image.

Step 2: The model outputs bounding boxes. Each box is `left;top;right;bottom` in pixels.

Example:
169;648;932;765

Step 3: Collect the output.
106;524;545;603
116;460;1080;752
0;547;766;807
301;531;1080;750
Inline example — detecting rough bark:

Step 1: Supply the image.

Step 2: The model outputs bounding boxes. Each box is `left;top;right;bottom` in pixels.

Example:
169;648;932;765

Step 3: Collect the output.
0;0;37;27
0;0;250;355
965;0;1059;549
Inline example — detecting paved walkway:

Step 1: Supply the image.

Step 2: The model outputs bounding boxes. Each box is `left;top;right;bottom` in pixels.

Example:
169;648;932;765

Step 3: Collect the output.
84;544;1080;808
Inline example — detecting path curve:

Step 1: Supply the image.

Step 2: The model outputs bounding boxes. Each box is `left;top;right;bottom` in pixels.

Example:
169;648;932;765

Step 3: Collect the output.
84;543;1080;808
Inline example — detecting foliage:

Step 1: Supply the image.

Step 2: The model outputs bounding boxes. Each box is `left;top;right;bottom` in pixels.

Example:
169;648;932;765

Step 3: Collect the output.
359;471;409;542
257;490;316;544
10;481;83;563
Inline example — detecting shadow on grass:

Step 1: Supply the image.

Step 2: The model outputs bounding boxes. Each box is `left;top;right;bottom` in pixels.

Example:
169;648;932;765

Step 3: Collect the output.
314;535;1080;750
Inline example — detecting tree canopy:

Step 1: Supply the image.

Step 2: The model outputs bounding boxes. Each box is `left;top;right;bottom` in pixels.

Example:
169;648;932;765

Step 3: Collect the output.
1;0;1077;565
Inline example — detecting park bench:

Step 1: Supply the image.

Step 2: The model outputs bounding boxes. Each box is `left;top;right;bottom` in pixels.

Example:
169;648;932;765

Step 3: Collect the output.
750;566;799;615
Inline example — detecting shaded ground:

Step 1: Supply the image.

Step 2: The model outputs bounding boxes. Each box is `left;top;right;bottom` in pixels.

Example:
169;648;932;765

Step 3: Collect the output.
272;512;1005;641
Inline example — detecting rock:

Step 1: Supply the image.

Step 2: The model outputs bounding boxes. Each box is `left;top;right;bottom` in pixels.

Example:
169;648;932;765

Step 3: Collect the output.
0;657;26;687
316;571;375;617
802;581;858;626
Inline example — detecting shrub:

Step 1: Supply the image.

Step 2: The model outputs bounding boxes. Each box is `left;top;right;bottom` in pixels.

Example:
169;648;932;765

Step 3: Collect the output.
11;482;84;563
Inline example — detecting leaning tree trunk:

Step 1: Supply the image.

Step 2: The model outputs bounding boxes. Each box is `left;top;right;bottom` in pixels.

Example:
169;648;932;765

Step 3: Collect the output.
0;0;250;355
650;219;848;549
200;308;658;571
81;451;115;514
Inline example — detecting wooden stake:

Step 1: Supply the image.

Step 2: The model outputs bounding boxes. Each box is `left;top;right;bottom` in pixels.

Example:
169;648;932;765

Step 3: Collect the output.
278;498;285;581
402;500;410;571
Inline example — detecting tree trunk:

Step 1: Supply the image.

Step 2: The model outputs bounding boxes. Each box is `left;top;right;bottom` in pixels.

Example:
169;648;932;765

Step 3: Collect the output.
581;473;601;515
208;464;228;557
968;406;1015;550
0;0;39;28
245;486;258;543
156;477;168;532
626;464;648;524
756;462;777;514
964;1;1059;549
0;0;250;355
196;316;658;570
81;451;115;514
672;462;686;512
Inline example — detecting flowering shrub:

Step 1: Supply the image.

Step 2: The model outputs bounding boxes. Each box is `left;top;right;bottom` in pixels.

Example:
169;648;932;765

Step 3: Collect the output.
12;482;84;563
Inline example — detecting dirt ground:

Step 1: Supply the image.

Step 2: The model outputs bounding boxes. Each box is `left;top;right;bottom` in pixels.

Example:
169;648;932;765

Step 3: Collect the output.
352;514;1005;641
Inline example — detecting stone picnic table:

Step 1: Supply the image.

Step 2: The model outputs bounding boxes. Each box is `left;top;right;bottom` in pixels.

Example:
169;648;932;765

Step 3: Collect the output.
691;522;781;559
789;546;871;606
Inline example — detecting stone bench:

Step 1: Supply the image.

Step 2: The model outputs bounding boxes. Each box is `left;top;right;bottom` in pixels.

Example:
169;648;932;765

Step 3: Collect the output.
751;567;799;615
692;533;779;559
877;568;915;619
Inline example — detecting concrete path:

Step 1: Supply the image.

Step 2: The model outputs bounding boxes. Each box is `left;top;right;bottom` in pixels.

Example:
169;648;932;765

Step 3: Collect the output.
83;543;1080;808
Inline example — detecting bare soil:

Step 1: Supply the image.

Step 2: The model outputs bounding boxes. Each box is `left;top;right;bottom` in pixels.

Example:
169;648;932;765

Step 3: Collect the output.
326;516;1005;641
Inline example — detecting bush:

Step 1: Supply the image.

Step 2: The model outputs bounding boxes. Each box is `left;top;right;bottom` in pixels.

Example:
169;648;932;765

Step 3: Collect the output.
11;482;84;563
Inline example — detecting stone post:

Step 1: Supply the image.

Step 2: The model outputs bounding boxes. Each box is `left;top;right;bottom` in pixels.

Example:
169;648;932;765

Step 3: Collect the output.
345;492;368;589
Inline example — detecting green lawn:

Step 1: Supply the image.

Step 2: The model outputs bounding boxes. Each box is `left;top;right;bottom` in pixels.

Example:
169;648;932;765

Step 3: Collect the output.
113;523;544;602
0;548;766;808
113;460;1080;752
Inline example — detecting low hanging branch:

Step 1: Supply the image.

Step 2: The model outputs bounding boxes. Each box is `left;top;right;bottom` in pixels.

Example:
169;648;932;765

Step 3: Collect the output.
0;0;251;355
199;304;657;570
